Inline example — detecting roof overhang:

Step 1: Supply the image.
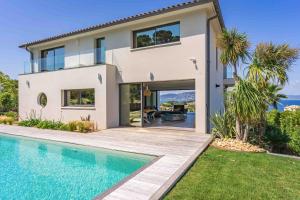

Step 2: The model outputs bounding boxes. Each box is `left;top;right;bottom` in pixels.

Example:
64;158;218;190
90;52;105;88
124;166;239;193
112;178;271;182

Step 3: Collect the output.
19;0;225;49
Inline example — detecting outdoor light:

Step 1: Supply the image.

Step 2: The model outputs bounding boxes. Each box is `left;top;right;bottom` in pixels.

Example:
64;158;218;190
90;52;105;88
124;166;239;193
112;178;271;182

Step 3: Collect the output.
98;73;102;84
189;57;197;64
26;80;30;88
149;72;154;81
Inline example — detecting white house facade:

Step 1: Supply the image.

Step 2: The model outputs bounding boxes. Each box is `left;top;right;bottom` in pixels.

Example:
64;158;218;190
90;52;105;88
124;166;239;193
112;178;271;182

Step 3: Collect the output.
19;0;230;133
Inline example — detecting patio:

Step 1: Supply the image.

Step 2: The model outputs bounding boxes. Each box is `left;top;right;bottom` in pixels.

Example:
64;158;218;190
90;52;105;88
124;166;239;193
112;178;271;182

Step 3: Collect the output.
0;125;211;200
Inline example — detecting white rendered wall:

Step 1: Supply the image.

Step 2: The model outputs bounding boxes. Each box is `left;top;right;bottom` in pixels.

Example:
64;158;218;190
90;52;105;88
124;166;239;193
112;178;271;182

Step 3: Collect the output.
19;65;118;129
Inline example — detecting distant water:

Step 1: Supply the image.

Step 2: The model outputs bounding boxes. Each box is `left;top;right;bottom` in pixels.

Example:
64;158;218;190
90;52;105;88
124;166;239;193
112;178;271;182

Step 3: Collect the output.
275;99;300;112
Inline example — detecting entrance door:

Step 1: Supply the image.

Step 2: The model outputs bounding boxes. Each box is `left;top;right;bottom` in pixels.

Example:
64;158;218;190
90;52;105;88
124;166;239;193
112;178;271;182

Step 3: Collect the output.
119;84;142;127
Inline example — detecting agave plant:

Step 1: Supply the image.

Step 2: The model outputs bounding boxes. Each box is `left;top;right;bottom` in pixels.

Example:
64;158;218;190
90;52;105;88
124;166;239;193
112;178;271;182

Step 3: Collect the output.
211;111;235;139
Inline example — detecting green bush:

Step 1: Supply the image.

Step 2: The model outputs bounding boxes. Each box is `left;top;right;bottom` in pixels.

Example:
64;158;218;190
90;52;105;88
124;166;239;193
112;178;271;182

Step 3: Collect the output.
265;110;300;155
18;118;95;133
5;111;18;120
280;111;300;155
36;120;64;130
18;118;41;127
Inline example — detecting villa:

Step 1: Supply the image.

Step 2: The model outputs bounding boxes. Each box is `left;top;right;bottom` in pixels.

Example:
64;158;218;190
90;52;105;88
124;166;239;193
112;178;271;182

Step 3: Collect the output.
18;0;230;133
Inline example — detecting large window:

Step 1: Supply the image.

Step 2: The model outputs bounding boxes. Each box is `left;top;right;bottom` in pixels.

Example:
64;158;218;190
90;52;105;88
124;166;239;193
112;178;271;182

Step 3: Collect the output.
96;38;106;64
133;22;180;48
63;89;95;107
41;46;64;72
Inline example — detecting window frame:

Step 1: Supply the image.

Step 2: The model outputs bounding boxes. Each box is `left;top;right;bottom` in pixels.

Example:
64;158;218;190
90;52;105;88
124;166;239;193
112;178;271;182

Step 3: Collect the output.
62;88;95;107
40;46;65;72
95;37;106;64
133;21;180;49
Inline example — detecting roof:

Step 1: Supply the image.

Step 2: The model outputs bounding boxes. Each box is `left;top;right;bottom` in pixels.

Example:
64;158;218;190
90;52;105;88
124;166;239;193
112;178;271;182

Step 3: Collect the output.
19;0;224;48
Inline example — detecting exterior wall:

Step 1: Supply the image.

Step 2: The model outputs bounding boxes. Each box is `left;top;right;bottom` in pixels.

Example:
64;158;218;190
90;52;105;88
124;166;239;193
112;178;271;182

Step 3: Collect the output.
29;11;207;84
209;23;224;118
21;7;223;133
19;65;118;129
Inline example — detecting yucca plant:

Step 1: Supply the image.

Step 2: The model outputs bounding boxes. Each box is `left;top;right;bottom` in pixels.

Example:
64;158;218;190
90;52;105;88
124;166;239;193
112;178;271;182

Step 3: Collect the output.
211;111;235;139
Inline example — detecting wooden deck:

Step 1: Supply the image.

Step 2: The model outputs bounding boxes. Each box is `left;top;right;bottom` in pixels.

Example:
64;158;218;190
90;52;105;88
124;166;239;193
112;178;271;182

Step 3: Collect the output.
0;125;212;200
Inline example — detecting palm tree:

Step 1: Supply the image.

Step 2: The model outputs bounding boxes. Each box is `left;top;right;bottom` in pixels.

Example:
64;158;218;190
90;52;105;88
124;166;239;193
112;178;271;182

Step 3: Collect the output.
247;43;298;143
217;29;250;81
217;29;251;139
247;43;299;86
264;84;287;110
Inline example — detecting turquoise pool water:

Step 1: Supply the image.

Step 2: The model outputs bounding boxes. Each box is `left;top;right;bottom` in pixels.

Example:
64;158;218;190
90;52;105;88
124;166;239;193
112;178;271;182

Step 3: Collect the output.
0;133;153;200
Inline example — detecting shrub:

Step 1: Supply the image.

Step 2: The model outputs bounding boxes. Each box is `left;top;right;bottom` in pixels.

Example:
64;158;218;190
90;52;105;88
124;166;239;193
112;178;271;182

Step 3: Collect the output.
18;118;42;127
264;125;290;153
59;124;71;131
36;120;64;130
68;121;95;133
67;121;77;132
0;116;14;125
5;111;18;120
265;110;300;155
211;111;235;139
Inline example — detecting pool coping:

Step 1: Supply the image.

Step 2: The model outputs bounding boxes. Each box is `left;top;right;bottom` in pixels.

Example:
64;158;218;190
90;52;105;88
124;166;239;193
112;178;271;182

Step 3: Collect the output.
0;125;212;200
95;156;163;199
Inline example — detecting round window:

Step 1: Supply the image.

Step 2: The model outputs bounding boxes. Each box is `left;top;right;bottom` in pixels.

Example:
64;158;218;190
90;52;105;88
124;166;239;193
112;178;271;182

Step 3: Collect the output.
38;93;47;107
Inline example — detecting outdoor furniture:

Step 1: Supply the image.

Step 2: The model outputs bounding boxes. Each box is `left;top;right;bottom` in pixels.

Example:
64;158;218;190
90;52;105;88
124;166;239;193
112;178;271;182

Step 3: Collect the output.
161;112;186;121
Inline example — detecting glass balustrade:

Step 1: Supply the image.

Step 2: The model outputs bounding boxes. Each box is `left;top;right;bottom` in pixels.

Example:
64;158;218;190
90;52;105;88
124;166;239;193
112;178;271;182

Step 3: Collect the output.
22;48;106;74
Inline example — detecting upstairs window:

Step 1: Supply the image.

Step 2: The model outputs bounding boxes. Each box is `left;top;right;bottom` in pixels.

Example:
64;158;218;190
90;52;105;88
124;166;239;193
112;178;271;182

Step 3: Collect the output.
96;38;106;64
63;89;95;107
41;46;64;72
133;22;180;48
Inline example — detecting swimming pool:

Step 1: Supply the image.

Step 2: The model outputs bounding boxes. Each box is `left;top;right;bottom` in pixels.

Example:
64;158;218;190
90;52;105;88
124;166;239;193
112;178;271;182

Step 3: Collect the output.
0;133;154;199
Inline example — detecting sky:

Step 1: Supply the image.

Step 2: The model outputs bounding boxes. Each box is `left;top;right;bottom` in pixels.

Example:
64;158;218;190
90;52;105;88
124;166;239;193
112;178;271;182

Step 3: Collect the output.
0;0;299;95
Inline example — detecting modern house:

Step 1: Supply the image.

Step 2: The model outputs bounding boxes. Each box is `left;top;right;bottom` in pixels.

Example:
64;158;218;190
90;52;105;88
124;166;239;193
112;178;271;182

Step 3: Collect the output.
18;0;230;133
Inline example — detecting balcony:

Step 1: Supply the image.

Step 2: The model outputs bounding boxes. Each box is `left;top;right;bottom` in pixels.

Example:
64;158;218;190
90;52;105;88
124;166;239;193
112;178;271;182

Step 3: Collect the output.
22;47;105;74
223;66;234;87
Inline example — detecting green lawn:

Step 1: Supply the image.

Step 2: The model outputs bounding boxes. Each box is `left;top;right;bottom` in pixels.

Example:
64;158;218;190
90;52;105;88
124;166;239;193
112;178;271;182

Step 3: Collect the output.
165;147;300;200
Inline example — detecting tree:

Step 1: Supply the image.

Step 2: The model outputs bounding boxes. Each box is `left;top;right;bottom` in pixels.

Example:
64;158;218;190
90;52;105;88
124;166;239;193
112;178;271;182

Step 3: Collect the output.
246;43;299;143
247;43;299;86
217;28;250;81
217;28;251;139
0;72;18;113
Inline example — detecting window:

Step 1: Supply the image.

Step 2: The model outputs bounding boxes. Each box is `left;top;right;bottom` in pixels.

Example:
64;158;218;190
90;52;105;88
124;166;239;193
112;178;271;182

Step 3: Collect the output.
38;93;47;107
63;89;95;107
96;38;106;64
133;22;180;48
41;46;64;72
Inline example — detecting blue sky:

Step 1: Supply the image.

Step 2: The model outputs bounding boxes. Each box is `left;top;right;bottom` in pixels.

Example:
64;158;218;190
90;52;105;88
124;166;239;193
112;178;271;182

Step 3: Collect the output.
0;0;299;94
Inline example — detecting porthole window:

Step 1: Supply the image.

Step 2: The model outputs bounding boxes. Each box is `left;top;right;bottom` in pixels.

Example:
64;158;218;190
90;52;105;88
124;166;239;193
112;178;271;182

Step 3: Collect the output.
38;93;47;107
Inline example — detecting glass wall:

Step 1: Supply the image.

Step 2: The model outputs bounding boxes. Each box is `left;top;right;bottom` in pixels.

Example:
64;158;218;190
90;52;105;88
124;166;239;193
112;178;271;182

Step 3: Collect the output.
41;46;64;71
133;22;180;48
120;84;142;127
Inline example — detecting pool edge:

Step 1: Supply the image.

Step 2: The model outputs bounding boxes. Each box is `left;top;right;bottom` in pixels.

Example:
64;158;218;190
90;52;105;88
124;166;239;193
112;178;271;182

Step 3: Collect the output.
94;155;163;200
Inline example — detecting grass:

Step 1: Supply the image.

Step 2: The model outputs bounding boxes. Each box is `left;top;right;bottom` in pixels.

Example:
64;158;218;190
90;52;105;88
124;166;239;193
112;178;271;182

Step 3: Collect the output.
165;147;300;200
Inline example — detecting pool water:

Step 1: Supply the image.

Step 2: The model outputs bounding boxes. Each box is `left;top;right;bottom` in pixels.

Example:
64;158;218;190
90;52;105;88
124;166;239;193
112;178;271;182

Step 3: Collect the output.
0;133;153;200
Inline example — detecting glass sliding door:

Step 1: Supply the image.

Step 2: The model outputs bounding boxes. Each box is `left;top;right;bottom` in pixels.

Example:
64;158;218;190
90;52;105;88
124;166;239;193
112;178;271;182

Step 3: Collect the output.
120;84;142;127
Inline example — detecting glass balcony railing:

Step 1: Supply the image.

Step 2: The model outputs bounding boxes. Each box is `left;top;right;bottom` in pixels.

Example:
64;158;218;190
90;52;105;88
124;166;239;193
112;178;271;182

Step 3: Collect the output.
23;47;106;74
223;66;233;79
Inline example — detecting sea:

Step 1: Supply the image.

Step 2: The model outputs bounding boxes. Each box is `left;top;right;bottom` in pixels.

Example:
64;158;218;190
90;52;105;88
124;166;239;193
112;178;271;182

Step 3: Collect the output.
275;99;300;112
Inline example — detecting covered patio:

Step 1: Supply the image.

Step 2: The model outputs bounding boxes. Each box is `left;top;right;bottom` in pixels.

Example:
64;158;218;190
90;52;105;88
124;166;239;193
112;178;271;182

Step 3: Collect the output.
119;79;196;131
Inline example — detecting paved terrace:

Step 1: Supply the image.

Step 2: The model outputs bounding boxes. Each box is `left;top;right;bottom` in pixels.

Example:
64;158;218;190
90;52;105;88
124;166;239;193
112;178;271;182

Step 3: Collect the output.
0;125;212;200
